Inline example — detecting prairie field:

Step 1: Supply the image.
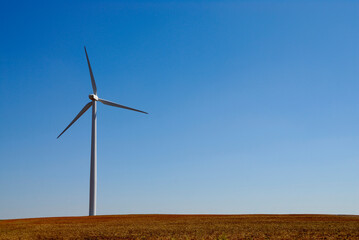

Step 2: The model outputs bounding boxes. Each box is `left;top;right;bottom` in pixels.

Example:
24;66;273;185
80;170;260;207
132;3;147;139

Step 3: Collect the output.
1;214;358;240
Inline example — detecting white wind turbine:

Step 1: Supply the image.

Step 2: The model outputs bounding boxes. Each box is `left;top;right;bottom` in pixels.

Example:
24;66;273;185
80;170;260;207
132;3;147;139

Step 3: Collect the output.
57;47;148;216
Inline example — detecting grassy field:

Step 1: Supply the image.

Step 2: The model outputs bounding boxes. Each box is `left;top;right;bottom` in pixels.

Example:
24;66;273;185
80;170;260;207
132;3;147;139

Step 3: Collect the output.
1;214;359;239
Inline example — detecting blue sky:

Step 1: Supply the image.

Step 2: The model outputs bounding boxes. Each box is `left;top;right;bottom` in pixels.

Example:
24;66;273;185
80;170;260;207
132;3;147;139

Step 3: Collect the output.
0;0;358;219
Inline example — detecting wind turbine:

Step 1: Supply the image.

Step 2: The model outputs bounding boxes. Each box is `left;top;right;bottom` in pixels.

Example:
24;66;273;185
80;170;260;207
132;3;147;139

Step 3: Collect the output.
57;47;148;216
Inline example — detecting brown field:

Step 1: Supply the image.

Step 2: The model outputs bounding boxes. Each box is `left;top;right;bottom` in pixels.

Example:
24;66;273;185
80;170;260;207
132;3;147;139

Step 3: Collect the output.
1;214;359;240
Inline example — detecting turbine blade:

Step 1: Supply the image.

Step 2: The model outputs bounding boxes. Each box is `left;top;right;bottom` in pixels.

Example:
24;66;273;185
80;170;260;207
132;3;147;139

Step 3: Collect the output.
84;46;97;95
98;98;148;114
57;102;93;139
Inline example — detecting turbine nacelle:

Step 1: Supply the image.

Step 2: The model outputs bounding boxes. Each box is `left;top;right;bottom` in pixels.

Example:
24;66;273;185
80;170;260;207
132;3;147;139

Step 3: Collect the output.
89;94;99;101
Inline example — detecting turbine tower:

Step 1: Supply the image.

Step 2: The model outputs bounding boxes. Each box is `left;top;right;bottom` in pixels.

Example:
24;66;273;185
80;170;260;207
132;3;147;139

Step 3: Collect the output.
57;47;148;216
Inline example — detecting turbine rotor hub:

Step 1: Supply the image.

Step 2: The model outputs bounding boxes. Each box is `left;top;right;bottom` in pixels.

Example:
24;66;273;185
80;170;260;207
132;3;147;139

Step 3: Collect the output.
89;94;99;101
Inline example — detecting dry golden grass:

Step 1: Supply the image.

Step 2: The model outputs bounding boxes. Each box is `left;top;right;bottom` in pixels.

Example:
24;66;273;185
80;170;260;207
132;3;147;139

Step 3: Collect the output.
1;214;359;239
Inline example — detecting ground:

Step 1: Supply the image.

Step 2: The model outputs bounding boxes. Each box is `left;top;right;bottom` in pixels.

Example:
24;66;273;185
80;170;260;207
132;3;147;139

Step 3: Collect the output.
1;214;359;239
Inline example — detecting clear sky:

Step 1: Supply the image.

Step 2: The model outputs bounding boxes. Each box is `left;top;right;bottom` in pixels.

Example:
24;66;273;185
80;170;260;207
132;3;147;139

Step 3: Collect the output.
0;0;358;219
